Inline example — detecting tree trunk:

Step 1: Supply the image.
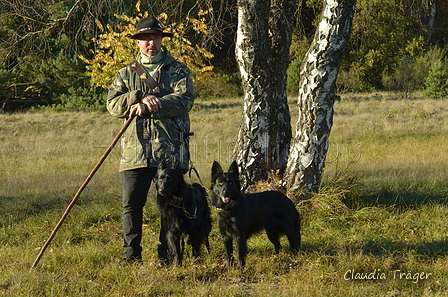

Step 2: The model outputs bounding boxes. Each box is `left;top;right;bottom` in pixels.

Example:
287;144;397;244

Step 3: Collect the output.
426;1;437;42
233;0;295;191
284;0;356;194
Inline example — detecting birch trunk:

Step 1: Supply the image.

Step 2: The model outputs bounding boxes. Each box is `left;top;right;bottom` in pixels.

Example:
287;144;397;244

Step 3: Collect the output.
284;0;356;194
426;1;437;42
233;0;295;190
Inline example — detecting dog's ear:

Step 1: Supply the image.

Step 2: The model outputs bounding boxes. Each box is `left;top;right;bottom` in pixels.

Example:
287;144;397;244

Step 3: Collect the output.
159;159;168;169
228;161;240;179
159;159;175;170
211;161;223;180
228;161;239;176
229;161;241;190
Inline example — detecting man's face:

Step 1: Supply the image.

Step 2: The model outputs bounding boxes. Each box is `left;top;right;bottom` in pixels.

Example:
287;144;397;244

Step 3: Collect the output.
136;33;163;57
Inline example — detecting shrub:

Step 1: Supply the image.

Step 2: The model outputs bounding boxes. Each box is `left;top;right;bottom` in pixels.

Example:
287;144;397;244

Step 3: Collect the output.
194;71;242;99
39;87;106;112
336;68;360;93
413;109;432;119
424;60;448;99
382;57;418;99
286;59;302;95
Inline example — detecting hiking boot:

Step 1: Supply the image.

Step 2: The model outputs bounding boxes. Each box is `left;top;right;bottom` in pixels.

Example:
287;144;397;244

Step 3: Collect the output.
157;258;170;267
119;256;143;266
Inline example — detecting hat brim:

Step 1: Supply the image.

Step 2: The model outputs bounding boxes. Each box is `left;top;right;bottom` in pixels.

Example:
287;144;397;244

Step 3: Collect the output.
129;30;173;39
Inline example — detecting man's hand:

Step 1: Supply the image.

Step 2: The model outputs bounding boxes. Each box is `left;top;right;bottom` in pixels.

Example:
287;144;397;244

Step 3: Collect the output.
129;95;162;117
129;103;146;117
142;95;162;113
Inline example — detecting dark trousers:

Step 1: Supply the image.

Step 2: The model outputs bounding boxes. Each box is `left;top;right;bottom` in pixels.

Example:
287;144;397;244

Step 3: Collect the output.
120;167;168;261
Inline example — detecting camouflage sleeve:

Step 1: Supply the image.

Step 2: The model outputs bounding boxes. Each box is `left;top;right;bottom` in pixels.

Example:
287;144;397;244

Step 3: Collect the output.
151;64;195;119
106;68;144;118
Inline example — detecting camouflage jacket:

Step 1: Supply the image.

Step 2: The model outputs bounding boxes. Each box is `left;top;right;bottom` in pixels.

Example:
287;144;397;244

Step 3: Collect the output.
106;49;195;172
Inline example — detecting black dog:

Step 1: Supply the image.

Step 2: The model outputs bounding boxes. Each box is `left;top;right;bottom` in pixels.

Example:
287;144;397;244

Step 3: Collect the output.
211;161;301;268
154;159;211;265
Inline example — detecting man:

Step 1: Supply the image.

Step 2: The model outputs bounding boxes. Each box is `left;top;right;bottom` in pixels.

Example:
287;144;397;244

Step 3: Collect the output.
106;16;195;264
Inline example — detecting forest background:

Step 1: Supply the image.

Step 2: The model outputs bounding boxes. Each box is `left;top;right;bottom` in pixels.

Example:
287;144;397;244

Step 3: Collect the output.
1;0;448;111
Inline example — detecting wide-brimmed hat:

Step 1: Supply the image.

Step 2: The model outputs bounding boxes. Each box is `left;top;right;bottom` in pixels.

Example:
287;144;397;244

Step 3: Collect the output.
130;16;173;39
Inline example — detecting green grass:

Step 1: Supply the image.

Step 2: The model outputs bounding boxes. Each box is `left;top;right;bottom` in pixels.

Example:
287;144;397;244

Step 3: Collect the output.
1;94;448;296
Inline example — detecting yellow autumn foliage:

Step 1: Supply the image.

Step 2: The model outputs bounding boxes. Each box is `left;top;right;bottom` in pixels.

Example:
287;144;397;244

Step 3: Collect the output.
81;6;214;90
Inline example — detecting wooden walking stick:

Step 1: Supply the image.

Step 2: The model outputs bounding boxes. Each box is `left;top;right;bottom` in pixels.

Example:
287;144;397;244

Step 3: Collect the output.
30;115;135;271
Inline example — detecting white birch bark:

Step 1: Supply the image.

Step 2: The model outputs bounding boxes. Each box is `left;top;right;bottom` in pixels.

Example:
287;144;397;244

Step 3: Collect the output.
233;0;295;190
284;0;356;194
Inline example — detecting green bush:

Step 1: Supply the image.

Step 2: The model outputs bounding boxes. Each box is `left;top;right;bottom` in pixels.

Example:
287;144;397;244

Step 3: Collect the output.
424;60;448;99
39;87;106;112
382;40;445;99
382;57;418;99
336;68;359;93
286;59;302;95
194;71;242;100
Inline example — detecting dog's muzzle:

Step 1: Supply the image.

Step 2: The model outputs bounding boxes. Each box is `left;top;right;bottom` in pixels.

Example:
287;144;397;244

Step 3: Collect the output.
221;196;230;204
157;185;169;197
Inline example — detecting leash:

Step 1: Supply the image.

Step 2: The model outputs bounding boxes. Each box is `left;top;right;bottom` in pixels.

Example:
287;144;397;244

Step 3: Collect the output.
169;195;197;220
183;206;197;220
188;160;206;189
166;175;199;220
188;160;217;208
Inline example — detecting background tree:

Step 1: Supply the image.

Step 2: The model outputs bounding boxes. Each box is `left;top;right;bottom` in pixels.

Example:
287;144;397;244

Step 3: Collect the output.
284;0;356;195
0;0;148;106
0;0;234;108
344;0;415;90
300;0;448;93
424;59;448;99
232;0;296;190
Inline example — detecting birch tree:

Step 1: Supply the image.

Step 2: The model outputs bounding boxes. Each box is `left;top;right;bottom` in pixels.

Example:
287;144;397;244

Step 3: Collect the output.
233;0;296;190
284;0;356;194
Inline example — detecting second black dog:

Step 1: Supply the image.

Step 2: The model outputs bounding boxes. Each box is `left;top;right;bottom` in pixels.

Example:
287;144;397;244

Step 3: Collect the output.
154;159;211;266
211;161;301;268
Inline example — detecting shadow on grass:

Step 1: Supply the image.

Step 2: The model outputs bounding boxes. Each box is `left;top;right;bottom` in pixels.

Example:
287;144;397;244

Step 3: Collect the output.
0;193;117;228
300;238;448;260
361;238;448;258
345;189;448;212
0;195;71;227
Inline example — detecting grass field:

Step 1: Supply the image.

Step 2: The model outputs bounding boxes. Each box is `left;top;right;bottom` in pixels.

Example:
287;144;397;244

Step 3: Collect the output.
1;93;447;296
